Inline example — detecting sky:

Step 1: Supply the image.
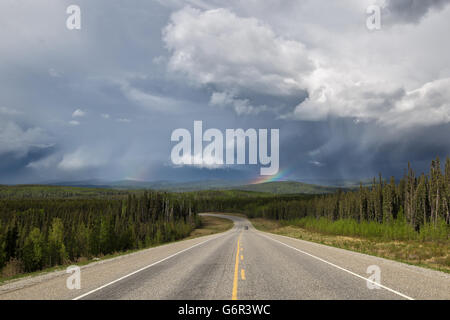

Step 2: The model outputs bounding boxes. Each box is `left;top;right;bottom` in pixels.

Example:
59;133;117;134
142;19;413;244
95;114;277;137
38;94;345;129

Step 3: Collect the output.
1;0;450;184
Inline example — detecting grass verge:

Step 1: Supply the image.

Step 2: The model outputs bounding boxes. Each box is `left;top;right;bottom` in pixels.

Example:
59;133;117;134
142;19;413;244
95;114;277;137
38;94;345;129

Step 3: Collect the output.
187;215;234;239
251;218;450;274
0;215;234;285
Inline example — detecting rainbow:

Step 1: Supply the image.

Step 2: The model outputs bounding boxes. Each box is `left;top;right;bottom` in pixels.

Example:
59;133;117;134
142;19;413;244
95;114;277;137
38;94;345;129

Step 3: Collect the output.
250;168;293;185
125;166;295;186
124;165;154;182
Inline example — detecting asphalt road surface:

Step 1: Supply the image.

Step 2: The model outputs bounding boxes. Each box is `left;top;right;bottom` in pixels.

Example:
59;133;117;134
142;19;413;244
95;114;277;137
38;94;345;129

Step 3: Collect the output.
1;214;449;300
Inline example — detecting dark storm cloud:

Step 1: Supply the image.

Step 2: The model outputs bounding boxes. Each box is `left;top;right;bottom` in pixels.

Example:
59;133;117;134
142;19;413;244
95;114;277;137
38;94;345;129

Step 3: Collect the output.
278;119;450;183
383;0;450;24
0;146;56;184
0;1;449;184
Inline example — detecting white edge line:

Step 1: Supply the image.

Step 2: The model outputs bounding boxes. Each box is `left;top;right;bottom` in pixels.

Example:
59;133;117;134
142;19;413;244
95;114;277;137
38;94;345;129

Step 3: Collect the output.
72;234;225;300
257;232;414;300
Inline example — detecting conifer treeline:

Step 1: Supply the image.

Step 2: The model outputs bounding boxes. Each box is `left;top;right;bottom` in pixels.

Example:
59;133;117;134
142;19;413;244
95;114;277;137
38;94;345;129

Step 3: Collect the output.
0;192;198;273
198;157;450;231
1;158;448;275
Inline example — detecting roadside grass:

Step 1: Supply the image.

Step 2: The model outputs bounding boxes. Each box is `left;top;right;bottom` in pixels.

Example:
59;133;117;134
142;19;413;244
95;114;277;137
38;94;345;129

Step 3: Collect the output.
251;218;450;274
203;212;247;218
0;215;234;285
187;215;234;239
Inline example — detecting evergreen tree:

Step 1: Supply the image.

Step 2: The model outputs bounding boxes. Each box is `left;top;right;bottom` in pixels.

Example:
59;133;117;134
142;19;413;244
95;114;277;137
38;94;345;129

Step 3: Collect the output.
21;228;44;272
47;218;67;266
0;222;6;269
382;177;395;223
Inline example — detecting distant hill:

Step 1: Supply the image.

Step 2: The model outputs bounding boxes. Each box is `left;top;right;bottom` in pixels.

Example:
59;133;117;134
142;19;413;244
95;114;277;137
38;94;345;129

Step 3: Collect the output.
46;179;246;192
233;181;340;194
0;184;131;199
39;179;345;194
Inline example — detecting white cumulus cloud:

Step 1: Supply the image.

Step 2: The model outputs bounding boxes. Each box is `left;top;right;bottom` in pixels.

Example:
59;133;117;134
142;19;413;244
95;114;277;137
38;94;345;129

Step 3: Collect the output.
72;109;86;118
163;5;450;129
163;7;312;106
58;147;108;171
0;121;51;157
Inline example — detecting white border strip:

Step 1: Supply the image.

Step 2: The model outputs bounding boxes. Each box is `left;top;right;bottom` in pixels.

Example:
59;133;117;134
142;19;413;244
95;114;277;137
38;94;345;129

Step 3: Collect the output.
73;234;226;300
258;232;414;300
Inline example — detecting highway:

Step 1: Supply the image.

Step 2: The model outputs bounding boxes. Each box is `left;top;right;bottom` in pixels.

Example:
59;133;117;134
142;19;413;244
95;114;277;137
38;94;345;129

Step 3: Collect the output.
0;214;449;300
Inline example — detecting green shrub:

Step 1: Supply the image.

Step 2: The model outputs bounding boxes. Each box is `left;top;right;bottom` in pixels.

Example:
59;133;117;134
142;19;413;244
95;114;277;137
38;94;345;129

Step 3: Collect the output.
285;216;447;241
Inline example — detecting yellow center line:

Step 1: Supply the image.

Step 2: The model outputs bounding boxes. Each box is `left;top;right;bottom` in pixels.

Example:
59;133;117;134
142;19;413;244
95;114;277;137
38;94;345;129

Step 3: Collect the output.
240;255;243;261
241;269;246;280
232;233;242;300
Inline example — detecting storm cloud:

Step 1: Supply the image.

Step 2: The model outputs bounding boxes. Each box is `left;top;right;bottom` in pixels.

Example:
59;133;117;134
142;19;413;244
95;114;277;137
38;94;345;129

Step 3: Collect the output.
0;0;449;184
382;0;450;24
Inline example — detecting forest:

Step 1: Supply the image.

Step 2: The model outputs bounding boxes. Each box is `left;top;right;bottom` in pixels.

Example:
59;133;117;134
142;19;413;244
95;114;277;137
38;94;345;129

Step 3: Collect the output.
196;157;450;241
0;157;449;277
0;192;199;274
